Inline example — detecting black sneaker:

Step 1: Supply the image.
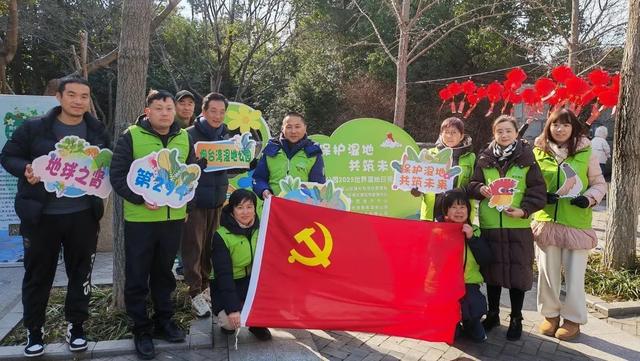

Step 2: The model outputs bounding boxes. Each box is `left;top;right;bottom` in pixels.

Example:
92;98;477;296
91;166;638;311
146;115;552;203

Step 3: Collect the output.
248;327;272;341
134;332;155;360
24;327;45;357
506;315;523;341
153;320;186;342
482;311;500;332
66;323;88;352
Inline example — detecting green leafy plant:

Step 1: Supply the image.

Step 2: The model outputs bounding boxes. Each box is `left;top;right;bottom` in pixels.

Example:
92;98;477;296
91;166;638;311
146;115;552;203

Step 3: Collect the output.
0;283;194;345
584;253;640;302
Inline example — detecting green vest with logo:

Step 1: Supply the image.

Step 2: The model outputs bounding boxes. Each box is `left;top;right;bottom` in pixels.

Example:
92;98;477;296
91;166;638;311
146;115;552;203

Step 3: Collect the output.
479;165;531;229
533;147;592;229
420;149;476;221
464;226;484;284
124;125;190;222
266;149;318;196
211;226;258;280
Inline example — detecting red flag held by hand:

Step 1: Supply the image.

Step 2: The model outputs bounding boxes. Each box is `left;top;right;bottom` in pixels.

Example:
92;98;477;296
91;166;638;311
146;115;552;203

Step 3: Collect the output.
241;197;466;343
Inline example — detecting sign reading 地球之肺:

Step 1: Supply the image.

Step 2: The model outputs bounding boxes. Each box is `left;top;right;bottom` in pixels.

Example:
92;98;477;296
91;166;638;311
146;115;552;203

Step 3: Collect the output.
32;135;112;199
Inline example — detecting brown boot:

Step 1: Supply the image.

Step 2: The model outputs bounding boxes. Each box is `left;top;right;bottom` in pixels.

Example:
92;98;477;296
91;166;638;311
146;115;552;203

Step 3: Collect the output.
539;316;560;336
555;320;580;341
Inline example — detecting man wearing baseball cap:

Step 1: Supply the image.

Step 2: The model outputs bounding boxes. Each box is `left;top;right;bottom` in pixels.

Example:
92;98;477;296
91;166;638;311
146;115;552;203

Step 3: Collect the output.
175;90;196;128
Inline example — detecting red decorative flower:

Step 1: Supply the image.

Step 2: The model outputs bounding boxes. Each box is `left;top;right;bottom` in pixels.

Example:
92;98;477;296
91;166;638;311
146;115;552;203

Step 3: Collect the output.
587;69;610;87
534;77;556;98
521;88;540;106
551;65;574;83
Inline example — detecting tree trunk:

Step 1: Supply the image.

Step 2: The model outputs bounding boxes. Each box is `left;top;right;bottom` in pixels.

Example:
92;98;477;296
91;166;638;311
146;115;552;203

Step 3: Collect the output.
567;0;579;71
393;0;410;128
603;0;640;270
112;0;154;309
0;0;18;94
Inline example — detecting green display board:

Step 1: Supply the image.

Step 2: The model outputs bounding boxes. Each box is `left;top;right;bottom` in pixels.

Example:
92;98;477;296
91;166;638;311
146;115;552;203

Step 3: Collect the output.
0;95;60;263
311;118;421;219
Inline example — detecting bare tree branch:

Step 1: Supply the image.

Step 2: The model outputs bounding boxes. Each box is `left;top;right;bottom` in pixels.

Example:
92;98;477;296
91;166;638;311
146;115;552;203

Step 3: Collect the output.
83;0;181;75
578;47;617;75
408;11;513;64
407;1;516;61
352;0;398;64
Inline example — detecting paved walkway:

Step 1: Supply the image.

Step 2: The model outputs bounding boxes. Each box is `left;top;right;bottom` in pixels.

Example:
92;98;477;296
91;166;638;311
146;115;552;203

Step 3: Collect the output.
2;203;640;360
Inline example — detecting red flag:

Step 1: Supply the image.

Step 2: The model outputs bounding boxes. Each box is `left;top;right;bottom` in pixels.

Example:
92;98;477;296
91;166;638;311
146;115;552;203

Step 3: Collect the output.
241;197;466;343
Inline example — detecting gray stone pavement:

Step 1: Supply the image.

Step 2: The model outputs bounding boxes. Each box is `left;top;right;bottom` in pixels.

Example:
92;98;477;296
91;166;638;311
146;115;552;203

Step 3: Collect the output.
2;203;640;360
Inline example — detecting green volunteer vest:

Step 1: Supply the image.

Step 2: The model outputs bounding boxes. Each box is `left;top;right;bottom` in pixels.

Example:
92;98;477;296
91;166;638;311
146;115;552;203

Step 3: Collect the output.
420;149;476;221
124;125;190;222
479;165;531;229
533;147;592;229
211;226;258;280
464;226;484;284
265;149;318;195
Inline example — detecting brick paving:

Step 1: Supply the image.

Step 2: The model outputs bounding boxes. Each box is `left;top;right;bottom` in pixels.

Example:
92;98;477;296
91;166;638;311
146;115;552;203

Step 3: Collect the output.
3;204;640;360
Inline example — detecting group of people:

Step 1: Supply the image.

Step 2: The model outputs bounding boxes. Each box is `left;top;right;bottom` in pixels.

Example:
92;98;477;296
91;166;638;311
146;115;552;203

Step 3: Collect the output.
0;76;325;359
1;75;606;359
414;112;606;343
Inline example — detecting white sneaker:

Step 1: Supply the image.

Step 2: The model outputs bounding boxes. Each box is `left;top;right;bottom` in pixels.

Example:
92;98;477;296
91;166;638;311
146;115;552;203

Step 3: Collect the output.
65;323;88;352
24;327;45;357
191;293;211;318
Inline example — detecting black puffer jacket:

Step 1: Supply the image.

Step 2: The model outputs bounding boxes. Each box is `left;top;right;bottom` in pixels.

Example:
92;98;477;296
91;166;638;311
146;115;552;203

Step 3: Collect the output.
0;107;111;235
210;204;260;314
467;140;546;290
187;117;230;209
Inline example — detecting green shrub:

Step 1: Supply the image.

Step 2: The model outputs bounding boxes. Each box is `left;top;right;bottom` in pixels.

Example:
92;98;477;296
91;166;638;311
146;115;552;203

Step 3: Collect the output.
1;283;194;346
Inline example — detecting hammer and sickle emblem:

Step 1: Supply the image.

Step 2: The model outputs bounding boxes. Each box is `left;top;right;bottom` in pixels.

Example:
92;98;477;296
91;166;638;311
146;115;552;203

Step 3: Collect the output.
288;222;333;268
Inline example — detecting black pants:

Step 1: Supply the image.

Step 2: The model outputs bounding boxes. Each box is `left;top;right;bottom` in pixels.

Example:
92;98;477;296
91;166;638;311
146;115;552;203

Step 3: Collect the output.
124;220;183;334
21;209;98;330
487;284;525;318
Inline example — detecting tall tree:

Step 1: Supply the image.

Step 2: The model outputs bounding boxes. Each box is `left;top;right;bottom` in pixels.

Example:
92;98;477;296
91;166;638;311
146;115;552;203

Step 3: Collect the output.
0;0;17;94
353;0;520;128
190;0;298;100
112;0;155;309
527;0;627;71
604;0;640;270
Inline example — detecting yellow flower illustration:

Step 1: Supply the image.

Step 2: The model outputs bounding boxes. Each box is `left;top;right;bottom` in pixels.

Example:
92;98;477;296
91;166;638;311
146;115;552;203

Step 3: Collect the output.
226;105;262;134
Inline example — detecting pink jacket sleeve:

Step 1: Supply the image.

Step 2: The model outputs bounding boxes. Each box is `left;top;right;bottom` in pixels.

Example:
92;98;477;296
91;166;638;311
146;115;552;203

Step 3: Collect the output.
583;153;607;205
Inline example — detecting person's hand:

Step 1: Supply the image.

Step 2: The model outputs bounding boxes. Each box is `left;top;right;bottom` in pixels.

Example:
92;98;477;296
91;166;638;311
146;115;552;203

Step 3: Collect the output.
410;188;423;197
227;312;241;330
480;185;492;199
546;192;559;204
144;202;160;210
196;157;208;169
526;117;534;125
24;164;40;185
504;207;525;218
462;223;473;240
262;190;272;199
570;195;591;208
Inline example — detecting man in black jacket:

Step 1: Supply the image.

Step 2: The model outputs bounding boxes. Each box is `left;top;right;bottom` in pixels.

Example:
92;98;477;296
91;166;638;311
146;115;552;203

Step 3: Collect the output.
181;92;230;318
0;76;111;357
109;90;196;360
